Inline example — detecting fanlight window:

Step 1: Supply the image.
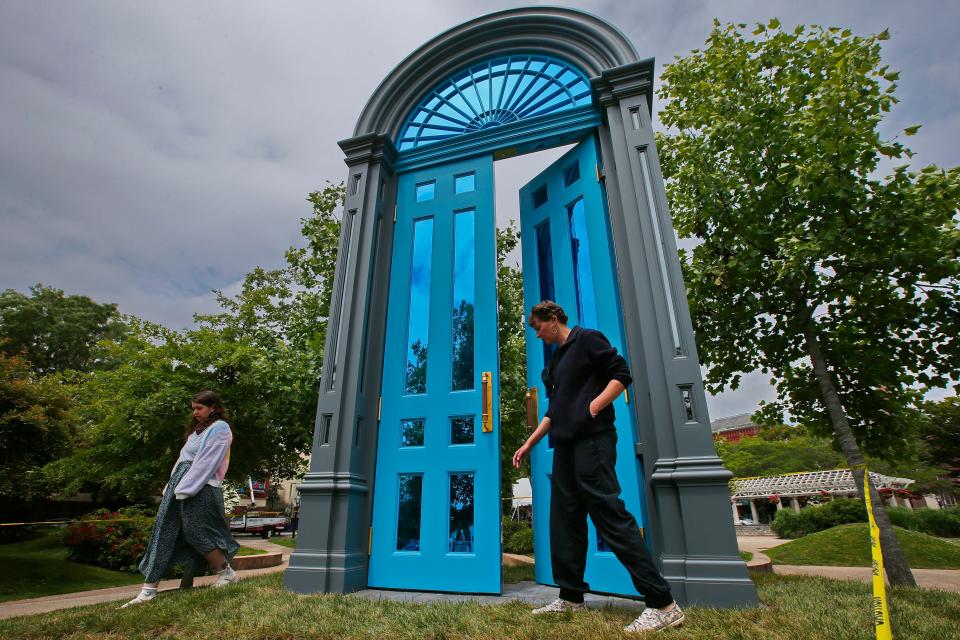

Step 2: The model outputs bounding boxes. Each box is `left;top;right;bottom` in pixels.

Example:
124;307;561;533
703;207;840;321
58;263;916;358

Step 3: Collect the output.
398;54;592;151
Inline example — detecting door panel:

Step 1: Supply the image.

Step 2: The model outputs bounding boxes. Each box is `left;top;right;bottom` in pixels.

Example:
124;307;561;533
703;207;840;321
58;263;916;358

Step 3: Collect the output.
520;134;650;597
368;155;501;593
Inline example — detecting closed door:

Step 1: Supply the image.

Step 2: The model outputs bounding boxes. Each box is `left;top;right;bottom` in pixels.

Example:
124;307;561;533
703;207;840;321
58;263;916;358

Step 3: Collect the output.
519;134;650;596
368;155;501;594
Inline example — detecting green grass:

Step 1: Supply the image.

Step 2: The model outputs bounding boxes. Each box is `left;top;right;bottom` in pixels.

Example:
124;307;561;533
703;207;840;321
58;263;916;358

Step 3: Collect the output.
234;546;267;556
266;535;297;549
0;529;141;603
0;572;956;639
503;563;535;583
741;551;753;562
766;523;960;568
0;529;267;603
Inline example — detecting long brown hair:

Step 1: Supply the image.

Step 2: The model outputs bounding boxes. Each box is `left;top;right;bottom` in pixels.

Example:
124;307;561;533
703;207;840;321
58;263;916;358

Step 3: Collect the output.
184;390;230;439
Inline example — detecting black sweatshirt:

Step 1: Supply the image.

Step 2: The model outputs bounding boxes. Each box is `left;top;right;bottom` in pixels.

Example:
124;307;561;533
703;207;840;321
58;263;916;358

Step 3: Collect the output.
542;326;633;443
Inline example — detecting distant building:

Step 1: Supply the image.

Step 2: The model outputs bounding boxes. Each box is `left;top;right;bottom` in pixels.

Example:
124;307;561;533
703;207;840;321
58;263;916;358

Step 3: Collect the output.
711;413;761;443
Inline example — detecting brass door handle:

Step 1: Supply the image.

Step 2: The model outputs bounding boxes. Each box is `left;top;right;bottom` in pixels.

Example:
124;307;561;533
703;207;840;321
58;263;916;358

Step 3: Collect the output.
481;371;493;433
525;387;538;431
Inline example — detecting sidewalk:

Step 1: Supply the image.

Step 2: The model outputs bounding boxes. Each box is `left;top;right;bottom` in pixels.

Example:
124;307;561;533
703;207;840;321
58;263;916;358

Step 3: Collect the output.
0;536;292;620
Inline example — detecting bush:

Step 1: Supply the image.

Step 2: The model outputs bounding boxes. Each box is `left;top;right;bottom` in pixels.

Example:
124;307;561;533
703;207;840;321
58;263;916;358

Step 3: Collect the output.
505;527;534;554
501;516;526;544
771;499;867;538
887;506;960;538
63;508;153;572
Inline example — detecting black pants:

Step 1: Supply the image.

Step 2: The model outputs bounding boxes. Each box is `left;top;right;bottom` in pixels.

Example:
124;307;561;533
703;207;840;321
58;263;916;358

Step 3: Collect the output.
550;430;673;608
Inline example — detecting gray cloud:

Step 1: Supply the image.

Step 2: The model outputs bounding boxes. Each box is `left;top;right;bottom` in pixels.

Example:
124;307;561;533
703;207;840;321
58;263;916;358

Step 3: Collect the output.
1;0;956;418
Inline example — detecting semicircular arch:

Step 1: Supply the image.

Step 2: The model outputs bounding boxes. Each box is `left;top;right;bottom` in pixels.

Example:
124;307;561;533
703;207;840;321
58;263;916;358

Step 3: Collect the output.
352;7;640;142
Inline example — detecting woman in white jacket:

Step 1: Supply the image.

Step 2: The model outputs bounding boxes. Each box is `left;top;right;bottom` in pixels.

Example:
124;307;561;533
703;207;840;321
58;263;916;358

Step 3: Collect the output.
122;390;240;607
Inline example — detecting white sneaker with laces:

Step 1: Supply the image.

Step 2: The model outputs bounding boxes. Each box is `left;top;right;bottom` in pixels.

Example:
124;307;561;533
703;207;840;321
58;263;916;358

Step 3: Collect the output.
212;564;237;588
624;604;685;633
119;590;156;609
531;598;586;615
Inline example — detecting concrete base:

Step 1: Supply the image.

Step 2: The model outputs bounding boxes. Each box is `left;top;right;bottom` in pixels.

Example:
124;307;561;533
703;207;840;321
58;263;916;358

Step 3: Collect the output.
350;581;646;609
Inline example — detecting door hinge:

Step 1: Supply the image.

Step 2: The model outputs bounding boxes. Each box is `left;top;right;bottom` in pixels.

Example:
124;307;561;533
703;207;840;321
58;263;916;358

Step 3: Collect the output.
595;164;606;183
378;396;382;421
392;205;397;223
368;527;373;555
624;388;630;404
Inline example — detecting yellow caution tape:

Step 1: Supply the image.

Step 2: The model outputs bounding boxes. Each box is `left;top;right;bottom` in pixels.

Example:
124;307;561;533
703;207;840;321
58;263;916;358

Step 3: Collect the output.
853;463;893;640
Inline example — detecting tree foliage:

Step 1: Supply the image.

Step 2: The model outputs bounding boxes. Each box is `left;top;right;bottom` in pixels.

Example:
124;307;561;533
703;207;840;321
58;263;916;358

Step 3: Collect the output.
658;21;960;454
38;184;345;501
0;350;76;499
0;285;124;375
657;19;960;585
496;223;529;511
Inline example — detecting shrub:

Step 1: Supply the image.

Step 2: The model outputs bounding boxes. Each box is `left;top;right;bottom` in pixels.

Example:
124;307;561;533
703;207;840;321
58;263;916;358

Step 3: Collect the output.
771;498;866;538
63;508;153;572
888;506;960;538
501;516;526;544
506;527;534;554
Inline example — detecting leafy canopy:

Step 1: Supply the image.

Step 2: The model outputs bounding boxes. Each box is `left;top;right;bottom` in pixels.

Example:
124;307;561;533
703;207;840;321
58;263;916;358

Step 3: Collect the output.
657;20;960;458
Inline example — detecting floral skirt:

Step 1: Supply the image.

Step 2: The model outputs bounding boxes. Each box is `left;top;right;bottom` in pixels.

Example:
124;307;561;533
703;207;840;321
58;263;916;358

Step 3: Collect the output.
138;461;240;583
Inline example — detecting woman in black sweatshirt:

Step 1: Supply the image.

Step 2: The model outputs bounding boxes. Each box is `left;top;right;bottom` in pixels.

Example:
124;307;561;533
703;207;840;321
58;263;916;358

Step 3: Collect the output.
512;301;684;633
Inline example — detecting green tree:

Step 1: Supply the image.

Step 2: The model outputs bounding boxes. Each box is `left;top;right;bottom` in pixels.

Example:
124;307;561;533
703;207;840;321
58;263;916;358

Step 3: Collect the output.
496;223;529;512
39;184;346;501
657;20;960;586
0;349;76;499
716;434;846;478
0;285;123;375
917;397;960;488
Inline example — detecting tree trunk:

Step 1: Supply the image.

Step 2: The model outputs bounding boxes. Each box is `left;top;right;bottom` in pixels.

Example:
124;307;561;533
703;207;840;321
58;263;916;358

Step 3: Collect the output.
802;318;917;587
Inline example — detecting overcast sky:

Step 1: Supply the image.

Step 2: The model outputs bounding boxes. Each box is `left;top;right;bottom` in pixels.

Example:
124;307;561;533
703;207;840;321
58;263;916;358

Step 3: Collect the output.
2;1;957;420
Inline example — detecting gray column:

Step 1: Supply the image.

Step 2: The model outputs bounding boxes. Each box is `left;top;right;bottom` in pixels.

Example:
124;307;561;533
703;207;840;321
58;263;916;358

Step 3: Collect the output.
592;61;757;607
731;501;740;522
749;500;760;523
791;497;801;513
775;498;783;511
284;134;398;594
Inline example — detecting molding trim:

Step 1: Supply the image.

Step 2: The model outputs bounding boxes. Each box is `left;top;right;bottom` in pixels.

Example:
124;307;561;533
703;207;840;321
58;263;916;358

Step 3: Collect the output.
353;7;640;140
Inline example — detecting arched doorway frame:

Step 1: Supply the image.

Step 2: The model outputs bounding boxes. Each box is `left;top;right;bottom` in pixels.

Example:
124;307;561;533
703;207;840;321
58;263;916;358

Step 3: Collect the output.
284;6;757;607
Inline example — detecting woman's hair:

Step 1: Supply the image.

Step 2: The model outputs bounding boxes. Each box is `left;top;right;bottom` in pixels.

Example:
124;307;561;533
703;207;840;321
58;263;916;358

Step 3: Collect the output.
185;389;230;439
527;300;568;326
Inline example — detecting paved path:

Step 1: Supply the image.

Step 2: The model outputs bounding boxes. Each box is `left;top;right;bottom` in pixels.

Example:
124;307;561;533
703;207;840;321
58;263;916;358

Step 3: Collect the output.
773;565;960;592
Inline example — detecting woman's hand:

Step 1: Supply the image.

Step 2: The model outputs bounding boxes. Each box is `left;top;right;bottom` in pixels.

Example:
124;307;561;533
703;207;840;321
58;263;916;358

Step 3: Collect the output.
512;443;531;468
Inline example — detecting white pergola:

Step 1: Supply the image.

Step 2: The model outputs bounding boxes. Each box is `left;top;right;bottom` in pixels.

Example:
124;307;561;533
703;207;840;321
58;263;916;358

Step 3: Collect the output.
730;468;916;523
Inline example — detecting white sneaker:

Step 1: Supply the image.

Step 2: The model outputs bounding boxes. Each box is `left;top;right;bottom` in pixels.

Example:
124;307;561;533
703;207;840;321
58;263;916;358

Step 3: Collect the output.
624;604;685;633
531;598;586;614
119;591;156;609
212;564;237;588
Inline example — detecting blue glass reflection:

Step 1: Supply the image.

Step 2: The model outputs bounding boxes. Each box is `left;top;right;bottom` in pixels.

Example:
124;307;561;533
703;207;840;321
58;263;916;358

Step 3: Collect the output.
405;218;433;394
455;173;475;194
450;416;474;445
568;198;597;329
535;221;557;363
448;473;475;553
416;181;435;202
400;418;425;447
452;210;475;391
396;474;423;551
398;54;593;150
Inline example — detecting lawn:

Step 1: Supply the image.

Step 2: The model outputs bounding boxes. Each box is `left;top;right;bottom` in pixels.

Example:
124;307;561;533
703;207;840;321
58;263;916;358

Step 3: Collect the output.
1;572;957;639
0;528;141;603
267;535;297;549
0;529;265;603
765;523;960;568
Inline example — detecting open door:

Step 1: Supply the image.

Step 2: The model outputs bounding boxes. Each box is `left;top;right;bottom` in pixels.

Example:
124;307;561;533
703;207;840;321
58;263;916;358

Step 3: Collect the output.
368;155;501;594
519;134;650;597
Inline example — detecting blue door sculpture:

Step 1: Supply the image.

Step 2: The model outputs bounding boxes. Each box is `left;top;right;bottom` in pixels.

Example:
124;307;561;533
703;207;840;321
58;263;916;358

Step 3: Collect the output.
368;155;501;594
520;134;651;597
